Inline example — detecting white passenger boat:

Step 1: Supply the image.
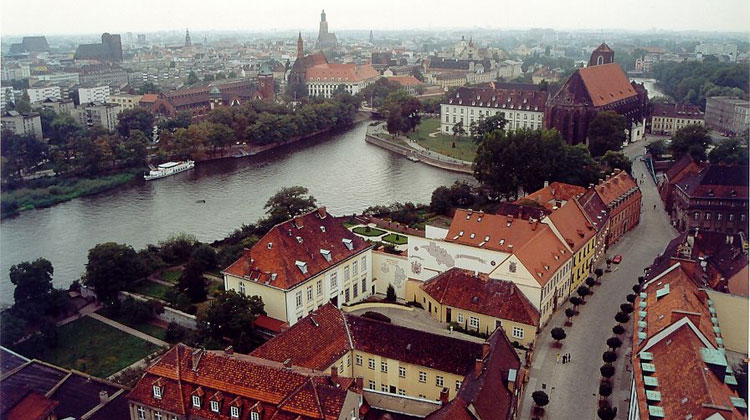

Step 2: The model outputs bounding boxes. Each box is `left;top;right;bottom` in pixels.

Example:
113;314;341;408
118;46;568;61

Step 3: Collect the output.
144;160;195;180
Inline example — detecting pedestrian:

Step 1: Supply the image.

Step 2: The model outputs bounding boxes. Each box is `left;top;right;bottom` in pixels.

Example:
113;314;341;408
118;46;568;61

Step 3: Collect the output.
556;353;560;363
653;204;657;210
568;353;571;363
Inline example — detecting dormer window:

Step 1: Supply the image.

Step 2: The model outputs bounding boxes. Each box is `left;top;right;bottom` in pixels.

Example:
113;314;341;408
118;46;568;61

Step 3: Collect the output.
192;395;202;408
153;385;162;399
320;226;326;232
469;233;476;239
342;238;354;250
267;242;273;249
250;412;259;420
296;236;303;244
210;400;221;413
295;261;308;274
458;230;464;237
484;236;490;242
321;249;332;262
231;406;241;418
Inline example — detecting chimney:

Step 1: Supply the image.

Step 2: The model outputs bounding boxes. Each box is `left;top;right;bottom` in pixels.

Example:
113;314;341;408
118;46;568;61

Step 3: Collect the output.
242;248;251;275
474;358;484;377
439;387;450;405
543;180;549;188
614;168;621;174
283;358;292;368
331;365;338;380
605;174;611;181
355;377;363;391
482;342;490;358
670;310;701;327
191;348;204;371
224;346;233;355
294;216;304;229
531;220;538;231
318;207;326;219
507;369;517;392
99;390;109;404
589;183;594;189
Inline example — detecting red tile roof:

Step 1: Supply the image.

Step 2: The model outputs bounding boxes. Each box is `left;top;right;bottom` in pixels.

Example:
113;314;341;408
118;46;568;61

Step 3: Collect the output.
521;182;586;211
578;63;636;107
306;63;380;83
443;85;548;112
5;391;58;420
223;208;371;290
386;75;424;87
593;170;640;207
546;200;596;253
651;103;704;120
128;344;356;420
420;268;539;327
576;189;609;232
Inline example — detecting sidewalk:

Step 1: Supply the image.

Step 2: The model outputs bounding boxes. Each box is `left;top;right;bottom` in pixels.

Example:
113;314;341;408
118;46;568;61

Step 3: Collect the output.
88;312;169;347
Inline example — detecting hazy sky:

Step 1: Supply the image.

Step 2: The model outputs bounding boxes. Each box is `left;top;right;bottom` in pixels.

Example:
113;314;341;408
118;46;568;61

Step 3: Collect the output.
2;0;749;36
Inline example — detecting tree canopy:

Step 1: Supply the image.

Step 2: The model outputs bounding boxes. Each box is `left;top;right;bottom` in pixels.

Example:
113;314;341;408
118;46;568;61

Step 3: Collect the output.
470;114;507;143
10;258;54;304
263;186;317;225
709;137;749;165
670;124;712;161
83;242;144;303
197;290;265;353
651;60;748;109
117;108;155;138
587;111;626;157
384;90;422;136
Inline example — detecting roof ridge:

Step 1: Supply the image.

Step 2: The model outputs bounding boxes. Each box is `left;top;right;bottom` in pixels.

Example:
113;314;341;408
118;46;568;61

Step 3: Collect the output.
175;345;187;415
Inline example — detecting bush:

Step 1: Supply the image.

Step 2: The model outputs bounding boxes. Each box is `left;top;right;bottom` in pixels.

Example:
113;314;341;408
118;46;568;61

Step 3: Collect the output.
597;406;617;420
386;284;397;302
532;390;549;407
626;293;636;303
407;300;424;309
606;336;623;351
632;284;641;293
600;364;615;378
603;350;617;364
585;277;596;287
565;308;575;319
615;311;631;325
165;322;188;343
612;325;625;335
620;303;634;314
551;327;567;344
362;311;391;323
599;381;613;398
594;268;604;278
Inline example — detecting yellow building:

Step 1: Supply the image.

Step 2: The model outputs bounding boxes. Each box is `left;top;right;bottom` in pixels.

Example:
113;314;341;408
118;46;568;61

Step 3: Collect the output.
650;103;704;136
409;268;539;348
222;208;373;327
544;200;598;294
250;304;519;404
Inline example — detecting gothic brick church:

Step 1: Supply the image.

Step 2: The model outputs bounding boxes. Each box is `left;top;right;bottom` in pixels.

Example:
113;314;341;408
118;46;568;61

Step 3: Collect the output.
545;43;648;145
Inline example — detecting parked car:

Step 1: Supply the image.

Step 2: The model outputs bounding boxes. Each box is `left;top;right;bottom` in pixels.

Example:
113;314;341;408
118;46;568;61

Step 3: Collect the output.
612;255;623;264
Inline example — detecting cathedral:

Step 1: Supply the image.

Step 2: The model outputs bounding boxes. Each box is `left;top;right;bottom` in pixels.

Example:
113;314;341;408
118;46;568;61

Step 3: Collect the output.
544;43;648;145
315;10;338;50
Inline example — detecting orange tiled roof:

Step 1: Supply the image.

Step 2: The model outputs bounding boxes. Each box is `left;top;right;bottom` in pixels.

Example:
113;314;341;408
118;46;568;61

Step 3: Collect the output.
578;63;636;107
546;200;596;253
420;268;540;326
512;227;570;287
139;93;158;103
306;63;380;83
223;208;371;290
127;344;353;420
522;182;586;211
5;391;58;420
593;170;639;207
386;75;424;87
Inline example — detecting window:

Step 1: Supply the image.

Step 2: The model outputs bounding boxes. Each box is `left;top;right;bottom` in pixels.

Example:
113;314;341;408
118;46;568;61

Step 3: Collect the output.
419;371;427;383
296;291;303;308
249;412;258;420
717;213;722;221
706;212;712;220
469;316;480;330
436;376;444;387
347;355;351;366
155;413;163;420
344;266;351;282
362;278;367;294
369;358;375;370
231;406;241;419
239;281;245;296
741;214;746;222
381;384;389;392
381;361;388;373
729;214;735;221
153;385;162;399
368;380;376;390
340;361;344;372
192;395;201;408
317;280;323;296
356;355;363;366
694;212;700;220
211;400;220;413
137;407;146;420
512;326;525;339
353;261;358;276
330;273;338;290
353;283;358;298
457;313;464;323
399;367;406;378
345;289;351;302
456;380;462;391
307;286;313;301
361;256;367;272
398;389;406;396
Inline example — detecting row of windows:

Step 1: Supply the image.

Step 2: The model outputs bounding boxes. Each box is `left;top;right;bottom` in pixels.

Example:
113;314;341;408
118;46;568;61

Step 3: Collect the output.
138;404;253;420
292;257;368;308
365;376;461;392
693;211;745;222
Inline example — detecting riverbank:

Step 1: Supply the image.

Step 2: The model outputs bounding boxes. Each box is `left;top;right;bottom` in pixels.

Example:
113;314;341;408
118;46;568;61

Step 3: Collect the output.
364;123;473;174
1;169;142;219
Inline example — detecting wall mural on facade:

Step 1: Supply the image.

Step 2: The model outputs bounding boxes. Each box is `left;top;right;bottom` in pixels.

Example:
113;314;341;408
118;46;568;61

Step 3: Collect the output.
422;242;456;267
380;259;407;288
455;254;488;265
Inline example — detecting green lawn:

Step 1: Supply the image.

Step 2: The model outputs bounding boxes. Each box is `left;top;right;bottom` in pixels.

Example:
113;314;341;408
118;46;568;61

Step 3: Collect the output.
382;233;408;245
12;316;159;378
161;270;183;284
96;308;168;341
407;118;477;161
352;226;387;237
131;280;172;300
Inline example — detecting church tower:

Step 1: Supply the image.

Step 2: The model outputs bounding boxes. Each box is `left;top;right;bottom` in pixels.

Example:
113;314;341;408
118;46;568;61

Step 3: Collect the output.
185;29;192;47
319;10;329;38
297;31;304;60
589;42;614;66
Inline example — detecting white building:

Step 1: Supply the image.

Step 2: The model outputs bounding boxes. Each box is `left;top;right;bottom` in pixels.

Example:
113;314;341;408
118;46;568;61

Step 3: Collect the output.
78;85;110;104
695;43;738;62
33;72;80;85
73;102;120;131
1;110;43;140
306;63;380;98
440;84;548;135
27;85;62;104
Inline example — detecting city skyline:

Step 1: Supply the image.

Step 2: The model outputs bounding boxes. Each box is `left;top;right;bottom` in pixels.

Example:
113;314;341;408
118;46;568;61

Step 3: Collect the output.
2;0;749;36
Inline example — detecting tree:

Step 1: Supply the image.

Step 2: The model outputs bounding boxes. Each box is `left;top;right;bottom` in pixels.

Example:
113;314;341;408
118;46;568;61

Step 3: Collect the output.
386;284;397;302
594;268;604;280
709;138;749;165
159;233;199;265
597;406;617;420
83;242;144;303
588;111;626;157
555;143;602;187
430;181;475;215
204;74;215;82
606;336;623;351
620;303;634;314
120;129;149;166
615;311;630;325
187;71;199;85
569;296;582;312
646;139;667;159
612;325;625;335
15;91;31;113
632;284;641;293
577;285;590;302
197;291;265;353
550;327;566;346
452;121;466;138
602;350;617;365
0;312;27;346
600;364;615;379
179;265;208;303
138;81;160;94
9;258;54;304
532;390;549;412
1;133;48;178
469;114;507;143
189;244;218;273
670;124;711;161
263;186;317;225
626;293;636;304
600;150;632;174
49;114;85;146
585;276;596;288
599;381;613;400
565;307;575;324
117;108;155;138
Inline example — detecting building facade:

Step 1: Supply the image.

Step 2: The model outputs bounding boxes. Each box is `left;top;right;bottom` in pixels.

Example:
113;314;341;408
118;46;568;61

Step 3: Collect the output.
40;98;75;115
650;103;704;136
590;169;642;245
78;85;111;104
74;33;123;62
27;85;62;104
705;96;750;136
306;64;380;98
73;102;120;131
110;94;143;111
1;111;43;140
544;199;598;294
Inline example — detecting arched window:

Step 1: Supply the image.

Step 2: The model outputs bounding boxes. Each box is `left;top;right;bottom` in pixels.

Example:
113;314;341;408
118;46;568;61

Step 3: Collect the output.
597;56;604;65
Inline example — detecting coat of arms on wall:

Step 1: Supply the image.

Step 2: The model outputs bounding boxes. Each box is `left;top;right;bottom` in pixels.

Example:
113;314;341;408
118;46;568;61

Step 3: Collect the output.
411;261;422;275
509;262;517;273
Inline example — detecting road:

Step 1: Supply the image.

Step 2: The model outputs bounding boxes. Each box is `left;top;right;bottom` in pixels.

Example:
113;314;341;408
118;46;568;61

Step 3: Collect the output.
518;138;678;419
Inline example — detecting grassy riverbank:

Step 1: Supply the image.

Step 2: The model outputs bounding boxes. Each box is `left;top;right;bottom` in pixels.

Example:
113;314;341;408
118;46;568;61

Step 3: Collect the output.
1;169;142;218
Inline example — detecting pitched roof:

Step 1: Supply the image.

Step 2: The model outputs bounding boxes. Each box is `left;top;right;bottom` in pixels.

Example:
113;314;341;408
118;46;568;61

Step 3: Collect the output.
386;75;424;87
593;42;614;53
442;85;548;112
592;170;640;207
651;103;704;120
546;200;597;253
306;63;380;83
223;208;371;290
4;391;58;420
577;189;610;232
663;154;700;184
251;304;351;371
512;227;570;287
522;182;586;211
577;63;636;107
127;344;353;420
677;165;749;199
420;268;540;326
495;202;550;221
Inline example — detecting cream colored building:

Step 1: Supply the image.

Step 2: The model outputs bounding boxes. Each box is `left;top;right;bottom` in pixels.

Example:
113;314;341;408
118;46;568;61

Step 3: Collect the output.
110;93;143;111
650;103;704;136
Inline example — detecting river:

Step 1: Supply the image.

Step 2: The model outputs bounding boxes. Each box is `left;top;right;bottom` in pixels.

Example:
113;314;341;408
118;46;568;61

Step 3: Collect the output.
0;120;472;306
630;77;668;99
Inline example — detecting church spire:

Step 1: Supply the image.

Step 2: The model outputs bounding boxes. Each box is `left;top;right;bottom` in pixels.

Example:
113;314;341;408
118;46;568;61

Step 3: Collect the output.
185;28;192;47
297;31;304;60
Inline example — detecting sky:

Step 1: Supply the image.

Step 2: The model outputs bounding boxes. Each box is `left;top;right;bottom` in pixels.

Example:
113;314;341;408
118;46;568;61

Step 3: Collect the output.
2;0;749;36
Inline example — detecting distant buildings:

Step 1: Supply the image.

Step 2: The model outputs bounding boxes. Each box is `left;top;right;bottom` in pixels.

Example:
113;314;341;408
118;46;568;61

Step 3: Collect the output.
110;93;143;111
439;83;547;134
26;84;62;103
545;43;648;145
73;102;120;131
77;64;128;86
1;110;43;140
649;103;704;136
147;78;271;117
315;10;338;50
77;84;111;104
385;75;425;96
40;98;75;115
1;62;31;81
7;36;50;55
423;57;522;89
695;43;738;62
705;96;750;136
74;33;123;62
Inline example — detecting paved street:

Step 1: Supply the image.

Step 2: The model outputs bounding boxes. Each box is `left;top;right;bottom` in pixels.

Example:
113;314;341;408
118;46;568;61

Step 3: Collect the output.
518;139;678;419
